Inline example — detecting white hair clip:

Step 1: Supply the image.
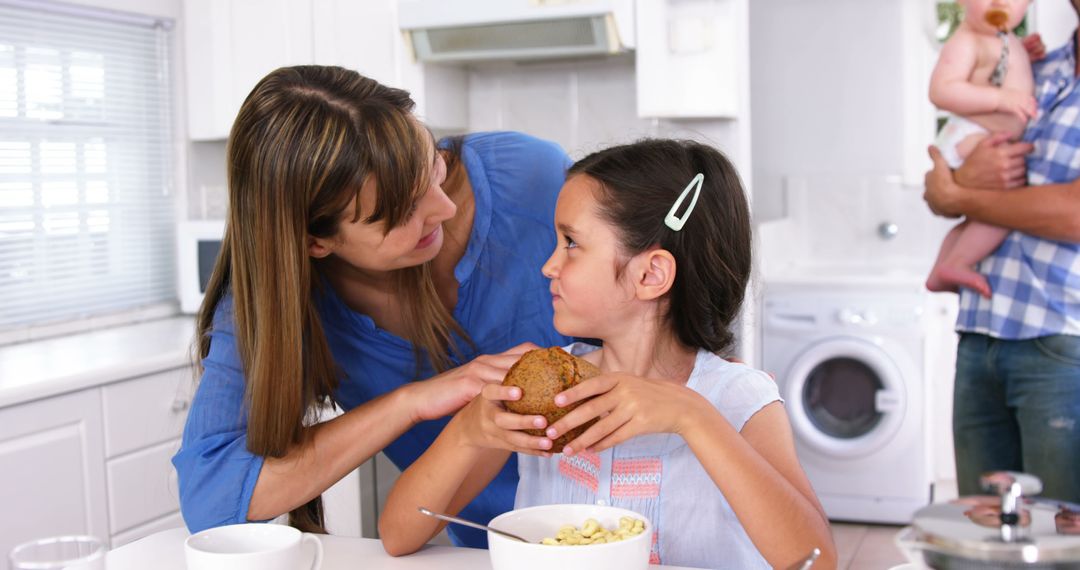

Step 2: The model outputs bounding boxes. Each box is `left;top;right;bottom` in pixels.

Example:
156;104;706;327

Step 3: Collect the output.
664;173;704;232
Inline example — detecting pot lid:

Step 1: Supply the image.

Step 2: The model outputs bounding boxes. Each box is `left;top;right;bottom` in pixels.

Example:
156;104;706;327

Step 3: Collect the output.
912;500;1080;563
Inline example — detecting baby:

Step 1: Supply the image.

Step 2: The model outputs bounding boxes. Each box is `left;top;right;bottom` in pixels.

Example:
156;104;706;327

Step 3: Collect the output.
925;0;1034;298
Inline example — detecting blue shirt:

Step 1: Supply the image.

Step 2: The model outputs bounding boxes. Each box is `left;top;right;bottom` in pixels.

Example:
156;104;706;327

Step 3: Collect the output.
956;32;1080;339
516;344;780;569
173;131;572;548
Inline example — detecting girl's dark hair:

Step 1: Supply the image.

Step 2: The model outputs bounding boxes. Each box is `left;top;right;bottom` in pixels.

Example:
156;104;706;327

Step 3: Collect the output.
568;139;751;354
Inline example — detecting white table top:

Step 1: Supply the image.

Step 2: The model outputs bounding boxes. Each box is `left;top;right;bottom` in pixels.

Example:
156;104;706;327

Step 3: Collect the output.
106;528;702;570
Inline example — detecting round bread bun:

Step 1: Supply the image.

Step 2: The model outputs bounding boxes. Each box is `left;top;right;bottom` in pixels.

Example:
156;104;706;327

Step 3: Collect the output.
502;347;600;453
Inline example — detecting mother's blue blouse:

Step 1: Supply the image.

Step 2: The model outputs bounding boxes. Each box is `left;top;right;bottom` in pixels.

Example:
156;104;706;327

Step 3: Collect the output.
172;131;572;548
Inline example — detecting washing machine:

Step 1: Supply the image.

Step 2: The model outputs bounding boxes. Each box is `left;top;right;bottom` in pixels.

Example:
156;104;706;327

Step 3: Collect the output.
761;280;934;524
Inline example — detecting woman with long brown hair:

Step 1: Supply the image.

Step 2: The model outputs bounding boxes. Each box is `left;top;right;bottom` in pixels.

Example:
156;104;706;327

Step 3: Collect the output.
171;65;571;547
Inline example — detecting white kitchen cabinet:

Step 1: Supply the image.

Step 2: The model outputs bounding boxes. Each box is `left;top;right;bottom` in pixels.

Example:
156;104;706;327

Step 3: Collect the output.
636;0;744;118
101;368;193;458
0;366;193;555
0;389;109;562
106;441;182;535
184;0;430;141
184;0;316;140
311;0;399;86
101;367;193;543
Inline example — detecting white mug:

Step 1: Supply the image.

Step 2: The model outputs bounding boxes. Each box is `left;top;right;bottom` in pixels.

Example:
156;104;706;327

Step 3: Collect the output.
184;523;322;570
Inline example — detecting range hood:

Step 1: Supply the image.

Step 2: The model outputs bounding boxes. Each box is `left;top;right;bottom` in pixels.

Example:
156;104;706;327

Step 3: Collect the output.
398;0;634;63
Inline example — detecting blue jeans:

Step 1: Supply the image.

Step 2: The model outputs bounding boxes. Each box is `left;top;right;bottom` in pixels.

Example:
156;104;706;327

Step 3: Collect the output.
954;333;1080;502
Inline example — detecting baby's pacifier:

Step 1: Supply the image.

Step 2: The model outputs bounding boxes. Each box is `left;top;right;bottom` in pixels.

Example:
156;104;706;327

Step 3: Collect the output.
985;8;1009;31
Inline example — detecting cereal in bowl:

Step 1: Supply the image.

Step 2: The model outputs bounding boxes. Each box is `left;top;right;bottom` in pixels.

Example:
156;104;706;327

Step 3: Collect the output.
540;516;646;546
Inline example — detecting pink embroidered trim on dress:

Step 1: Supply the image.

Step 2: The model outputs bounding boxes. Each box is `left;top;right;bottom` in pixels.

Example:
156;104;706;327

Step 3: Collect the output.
611;458;662;498
557;450;601;492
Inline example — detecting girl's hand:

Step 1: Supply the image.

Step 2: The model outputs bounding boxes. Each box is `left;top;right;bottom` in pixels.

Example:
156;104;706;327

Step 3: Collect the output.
996;89;1038;122
1022;33;1046;62
407;342;538;424
453;383;554;456
544;373;707;455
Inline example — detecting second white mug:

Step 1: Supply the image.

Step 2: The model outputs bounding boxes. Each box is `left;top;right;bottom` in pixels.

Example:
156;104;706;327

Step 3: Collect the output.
184;523;322;570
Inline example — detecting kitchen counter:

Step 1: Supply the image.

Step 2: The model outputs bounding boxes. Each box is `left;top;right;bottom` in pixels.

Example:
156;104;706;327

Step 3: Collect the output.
0;317;196;409
107;528;704;570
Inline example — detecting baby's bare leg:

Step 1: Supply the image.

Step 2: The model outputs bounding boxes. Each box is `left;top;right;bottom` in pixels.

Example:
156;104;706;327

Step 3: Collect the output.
955;132;989;163
926;222;968;294
927;221;1010;298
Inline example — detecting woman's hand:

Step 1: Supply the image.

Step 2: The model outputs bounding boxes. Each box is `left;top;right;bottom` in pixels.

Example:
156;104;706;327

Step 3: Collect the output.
544;373;708;455
452;383;554;456
406;342;538;424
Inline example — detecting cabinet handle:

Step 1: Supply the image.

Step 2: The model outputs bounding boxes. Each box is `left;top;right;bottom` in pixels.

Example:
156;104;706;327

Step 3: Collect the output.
171;399;190;413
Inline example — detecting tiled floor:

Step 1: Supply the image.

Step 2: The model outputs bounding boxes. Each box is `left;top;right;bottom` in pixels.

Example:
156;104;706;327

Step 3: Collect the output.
832;522;910;569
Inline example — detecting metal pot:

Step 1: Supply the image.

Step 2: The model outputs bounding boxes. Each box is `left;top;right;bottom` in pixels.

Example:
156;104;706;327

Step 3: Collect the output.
898;472;1080;569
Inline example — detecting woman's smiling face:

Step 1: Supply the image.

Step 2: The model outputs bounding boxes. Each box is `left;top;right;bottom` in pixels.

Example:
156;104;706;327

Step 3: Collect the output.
323;136;457;272
542;174;637;339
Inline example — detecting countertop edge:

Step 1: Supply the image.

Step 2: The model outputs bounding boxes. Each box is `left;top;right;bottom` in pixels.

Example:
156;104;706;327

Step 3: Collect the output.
0;317;197;409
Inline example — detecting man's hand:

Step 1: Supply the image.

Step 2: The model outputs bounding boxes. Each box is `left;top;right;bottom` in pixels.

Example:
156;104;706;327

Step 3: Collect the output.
924;145;964;218
1023;33;1047;62
954;132;1032;190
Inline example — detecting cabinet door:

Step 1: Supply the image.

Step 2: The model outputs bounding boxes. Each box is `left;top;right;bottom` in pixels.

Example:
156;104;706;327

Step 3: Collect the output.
0;390;108;556
106;439;182;535
184;0;315;140
312;0;399;86
635;0;741;118
101;367;192;458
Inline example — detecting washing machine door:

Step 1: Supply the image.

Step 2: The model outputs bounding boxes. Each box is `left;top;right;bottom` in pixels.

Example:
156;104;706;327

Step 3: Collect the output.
784;337;905;458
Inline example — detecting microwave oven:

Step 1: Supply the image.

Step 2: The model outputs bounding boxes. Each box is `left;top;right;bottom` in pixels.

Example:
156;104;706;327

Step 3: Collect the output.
177;220;225;314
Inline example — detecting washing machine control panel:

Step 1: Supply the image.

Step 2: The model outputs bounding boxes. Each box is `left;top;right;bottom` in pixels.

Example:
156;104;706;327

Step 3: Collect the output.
835;308;877;326
765;291;924;333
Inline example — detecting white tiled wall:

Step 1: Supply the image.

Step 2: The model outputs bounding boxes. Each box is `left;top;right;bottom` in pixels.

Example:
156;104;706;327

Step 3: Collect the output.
464;57;746;165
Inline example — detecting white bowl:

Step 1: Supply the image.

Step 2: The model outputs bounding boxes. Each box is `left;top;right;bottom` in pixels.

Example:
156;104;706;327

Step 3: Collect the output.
487;504;652;570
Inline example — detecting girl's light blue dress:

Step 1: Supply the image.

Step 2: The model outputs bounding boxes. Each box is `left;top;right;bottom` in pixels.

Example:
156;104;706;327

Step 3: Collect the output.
516;343;782;569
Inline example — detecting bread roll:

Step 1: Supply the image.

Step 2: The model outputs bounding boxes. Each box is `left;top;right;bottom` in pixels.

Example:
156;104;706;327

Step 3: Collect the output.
502;347;600;453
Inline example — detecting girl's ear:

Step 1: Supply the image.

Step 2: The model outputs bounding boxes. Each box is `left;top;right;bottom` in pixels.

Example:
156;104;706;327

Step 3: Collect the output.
634;249;677;301
308;235;334;259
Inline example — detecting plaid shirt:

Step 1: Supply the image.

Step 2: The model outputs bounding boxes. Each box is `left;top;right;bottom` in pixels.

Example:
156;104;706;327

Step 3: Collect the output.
956;32;1080;339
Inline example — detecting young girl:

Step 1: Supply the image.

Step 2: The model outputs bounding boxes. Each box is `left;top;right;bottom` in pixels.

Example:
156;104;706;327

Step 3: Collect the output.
379;139;836;569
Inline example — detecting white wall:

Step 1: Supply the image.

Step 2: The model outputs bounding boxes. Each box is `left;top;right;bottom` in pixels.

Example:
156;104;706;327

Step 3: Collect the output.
750;0;919;223
1033;0;1079;52
464;57;745;162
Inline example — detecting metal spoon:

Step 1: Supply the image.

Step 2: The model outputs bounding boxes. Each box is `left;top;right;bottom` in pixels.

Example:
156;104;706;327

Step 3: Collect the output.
787;547;821;570
417;506;530;543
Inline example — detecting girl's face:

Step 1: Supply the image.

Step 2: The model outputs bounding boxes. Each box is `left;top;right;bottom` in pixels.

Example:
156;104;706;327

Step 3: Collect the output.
542;174;637;339
320;140;457;272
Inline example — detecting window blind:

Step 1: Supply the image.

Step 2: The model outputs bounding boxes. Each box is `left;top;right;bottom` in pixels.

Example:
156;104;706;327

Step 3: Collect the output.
0;2;176;333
